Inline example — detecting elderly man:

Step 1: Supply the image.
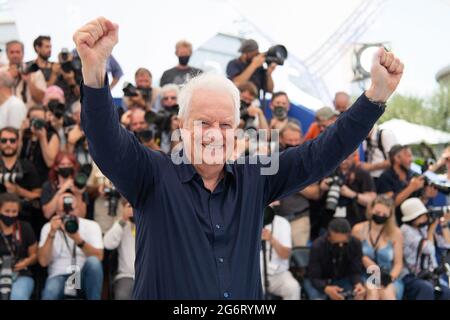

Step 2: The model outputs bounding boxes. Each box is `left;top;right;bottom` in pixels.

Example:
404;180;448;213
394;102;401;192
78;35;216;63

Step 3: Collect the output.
74;17;404;299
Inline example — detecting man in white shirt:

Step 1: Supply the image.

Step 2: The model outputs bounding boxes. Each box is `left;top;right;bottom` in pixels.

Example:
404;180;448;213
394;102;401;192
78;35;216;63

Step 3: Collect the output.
0;40;46;108
361;124;397;180
0;71;27;129
261;214;301;300
104;199;135;300
38;192;104;300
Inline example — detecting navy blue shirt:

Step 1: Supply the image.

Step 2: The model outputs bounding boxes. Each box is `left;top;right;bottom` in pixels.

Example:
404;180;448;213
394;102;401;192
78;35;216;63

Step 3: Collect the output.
226;58;266;92
80;82;384;300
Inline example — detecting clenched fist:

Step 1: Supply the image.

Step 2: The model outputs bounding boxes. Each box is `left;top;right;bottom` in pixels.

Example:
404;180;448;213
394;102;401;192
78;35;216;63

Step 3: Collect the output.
73;17;119;88
365;47;404;103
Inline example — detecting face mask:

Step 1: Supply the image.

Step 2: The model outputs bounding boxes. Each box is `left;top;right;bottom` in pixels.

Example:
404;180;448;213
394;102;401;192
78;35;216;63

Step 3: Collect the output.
417;221;429;229
129;216;135;224
273;106;287;120
240;100;251;109
58;167;74;178
372;214;389;225
178;56;190;66
0;215;17;227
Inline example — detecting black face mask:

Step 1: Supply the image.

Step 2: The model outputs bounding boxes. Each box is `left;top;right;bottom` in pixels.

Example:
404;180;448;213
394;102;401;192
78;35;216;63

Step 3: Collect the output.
0;215;17;227
372;214;389;225
273;106;287;120
178;56;190;66
58;167;74;178
417;221;429;229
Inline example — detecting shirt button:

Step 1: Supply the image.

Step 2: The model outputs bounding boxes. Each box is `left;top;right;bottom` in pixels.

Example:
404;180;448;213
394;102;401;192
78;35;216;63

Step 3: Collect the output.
215;224;221;229
223;292;230;299
218;257;224;263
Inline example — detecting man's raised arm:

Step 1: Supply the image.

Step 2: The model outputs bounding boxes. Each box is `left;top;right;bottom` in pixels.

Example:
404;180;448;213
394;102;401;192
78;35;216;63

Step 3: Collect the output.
264;48;404;203
74;17;160;207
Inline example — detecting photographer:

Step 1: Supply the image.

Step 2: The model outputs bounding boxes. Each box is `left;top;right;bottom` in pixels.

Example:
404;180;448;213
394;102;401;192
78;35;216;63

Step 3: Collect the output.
1;40;46;107
41;152;87;220
45;86;74;150
260;214;301;300
238;82;269;131
38;192;104;300
0;71;27;129
87;163;124;234
28;36;55;84
53;48;81;107
123;68;159;111
305;218;366;300
377;145;438;223
400;198;450;300
352;196;404;300
126;109;161;152
0;127;42;223
67;102;92;167
160;40;203;87
319;152;377;227
0;193;37;300
277;122;321;246
103;199;135;300
20;106;60;184
226;39;276;94
361;124;398;182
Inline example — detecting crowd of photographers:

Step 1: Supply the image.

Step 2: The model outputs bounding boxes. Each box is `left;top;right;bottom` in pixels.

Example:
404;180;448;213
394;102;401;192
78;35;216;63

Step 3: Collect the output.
0;34;449;301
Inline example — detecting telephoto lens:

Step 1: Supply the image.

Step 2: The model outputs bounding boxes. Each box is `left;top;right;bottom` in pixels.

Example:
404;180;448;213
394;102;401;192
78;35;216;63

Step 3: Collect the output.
62;196;79;234
325;176;342;212
0;256;13;300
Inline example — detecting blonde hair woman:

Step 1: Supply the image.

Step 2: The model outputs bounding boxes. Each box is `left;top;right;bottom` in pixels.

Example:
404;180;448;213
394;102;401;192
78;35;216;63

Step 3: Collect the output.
352;196;404;300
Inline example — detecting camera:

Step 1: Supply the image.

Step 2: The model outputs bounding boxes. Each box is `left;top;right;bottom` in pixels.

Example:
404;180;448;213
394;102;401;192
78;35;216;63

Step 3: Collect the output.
30;118;47;130
0;166;23;185
428;206;450;220
412;172;450;195
240;101;257;131
48;100;66;119
325;174;344;212
104;185;121;217
59;48;82;74
22;62;40;75
144;106;179;135
0;255;13;300
73;164;92;190
340;290;355;300
265;45;288;66
123;83;153;102
272;106;288;120
62;196;78;234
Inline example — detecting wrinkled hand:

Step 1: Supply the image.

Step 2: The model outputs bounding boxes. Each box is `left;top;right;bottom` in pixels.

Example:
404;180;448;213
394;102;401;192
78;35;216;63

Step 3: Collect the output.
73;17;119;88
365;48;404;103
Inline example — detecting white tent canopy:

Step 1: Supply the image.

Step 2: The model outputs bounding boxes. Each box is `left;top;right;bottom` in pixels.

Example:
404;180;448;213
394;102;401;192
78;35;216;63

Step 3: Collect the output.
379;119;450;145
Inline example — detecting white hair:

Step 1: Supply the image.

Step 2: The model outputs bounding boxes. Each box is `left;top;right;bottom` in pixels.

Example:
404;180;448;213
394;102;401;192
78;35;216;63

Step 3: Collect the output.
178;73;240;126
160;84;180;97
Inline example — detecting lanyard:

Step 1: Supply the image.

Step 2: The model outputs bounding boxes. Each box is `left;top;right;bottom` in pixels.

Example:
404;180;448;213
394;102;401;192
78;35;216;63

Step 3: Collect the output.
0;225;18;260
61;230;77;267
368;221;385;264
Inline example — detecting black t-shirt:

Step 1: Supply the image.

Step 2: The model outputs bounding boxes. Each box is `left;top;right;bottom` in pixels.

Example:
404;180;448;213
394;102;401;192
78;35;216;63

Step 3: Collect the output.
0;221;36;277
226;58;266;93
159;66;203;87
20;127;59;185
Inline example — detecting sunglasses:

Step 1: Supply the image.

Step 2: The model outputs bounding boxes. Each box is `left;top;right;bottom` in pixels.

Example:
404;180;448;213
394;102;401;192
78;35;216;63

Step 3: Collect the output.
163;96;177;101
0;138;17;144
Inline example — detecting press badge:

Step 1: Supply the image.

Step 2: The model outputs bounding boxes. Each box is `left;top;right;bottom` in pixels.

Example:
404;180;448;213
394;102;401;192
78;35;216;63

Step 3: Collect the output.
334;206;347;218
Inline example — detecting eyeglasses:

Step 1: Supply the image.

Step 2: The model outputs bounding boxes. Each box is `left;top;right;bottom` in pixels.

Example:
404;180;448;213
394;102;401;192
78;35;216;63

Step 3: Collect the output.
163;96;177;101
0;138;17;144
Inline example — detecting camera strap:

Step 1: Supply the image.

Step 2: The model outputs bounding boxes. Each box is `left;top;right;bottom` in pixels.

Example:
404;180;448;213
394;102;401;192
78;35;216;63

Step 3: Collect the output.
61;231;77;267
0;223;19;261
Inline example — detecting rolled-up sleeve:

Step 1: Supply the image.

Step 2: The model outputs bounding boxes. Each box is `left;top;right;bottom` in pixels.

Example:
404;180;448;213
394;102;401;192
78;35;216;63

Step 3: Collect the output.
264;93;384;204
80;80;162;208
